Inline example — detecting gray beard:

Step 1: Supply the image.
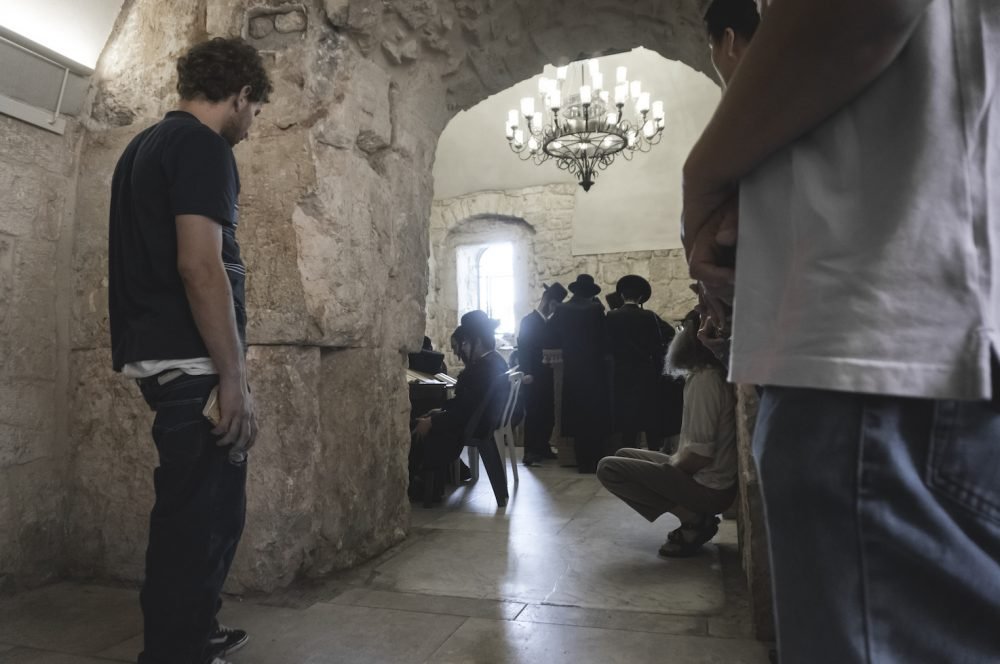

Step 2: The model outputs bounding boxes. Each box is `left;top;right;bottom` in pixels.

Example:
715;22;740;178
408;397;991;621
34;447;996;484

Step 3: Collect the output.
665;324;703;376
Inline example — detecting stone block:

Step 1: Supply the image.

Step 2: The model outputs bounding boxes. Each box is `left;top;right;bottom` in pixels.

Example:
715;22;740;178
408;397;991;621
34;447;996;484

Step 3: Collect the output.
274;10;308;33
64;346;334;593
0;458;65;592
227;345;325;592
250;15;275;38
313;347;409;575
232;129;317;345
323;0;350;26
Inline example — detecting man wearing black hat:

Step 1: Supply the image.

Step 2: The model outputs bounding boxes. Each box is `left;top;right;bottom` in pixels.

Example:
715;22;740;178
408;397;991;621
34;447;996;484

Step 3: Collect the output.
607;275;675;450
517;282;568;466
545;274;611;473
410;310;509;501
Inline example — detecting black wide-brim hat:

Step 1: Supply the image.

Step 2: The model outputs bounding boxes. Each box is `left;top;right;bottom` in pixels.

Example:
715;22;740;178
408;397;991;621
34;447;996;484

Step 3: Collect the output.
458;309;501;339
616;274;652;304
568;274;601;297
543;282;568;303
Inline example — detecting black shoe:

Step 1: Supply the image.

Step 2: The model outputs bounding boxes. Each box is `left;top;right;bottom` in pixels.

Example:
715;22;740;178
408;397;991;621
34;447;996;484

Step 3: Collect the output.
208;624;248;658
522;453;540;467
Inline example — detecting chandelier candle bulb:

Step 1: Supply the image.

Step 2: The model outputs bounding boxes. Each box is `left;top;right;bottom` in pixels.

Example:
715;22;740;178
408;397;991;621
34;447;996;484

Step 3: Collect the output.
587;59;600;77
637;92;651;113
614;84;627;105
605;112;617;127
550;90;561;109
513;129;524;148
531;114;542;132
505;121;514;139
538;76;550;93
579;85;592;104
520;97;535;118
507;109;519;128
556;65;568;81
616;66;627;84
652;100;665;120
630;80;642;100
591;72;603;91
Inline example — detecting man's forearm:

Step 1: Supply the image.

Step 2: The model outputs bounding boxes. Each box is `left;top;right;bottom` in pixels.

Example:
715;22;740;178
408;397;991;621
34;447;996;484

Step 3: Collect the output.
181;264;245;381
685;0;933;187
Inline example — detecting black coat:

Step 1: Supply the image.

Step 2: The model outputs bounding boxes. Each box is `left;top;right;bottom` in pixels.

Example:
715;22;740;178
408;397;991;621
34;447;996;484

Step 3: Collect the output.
545;296;611;437
607;304;671;375
518;310;555;446
432;350;509;443
517;310;547;377
607;304;673;434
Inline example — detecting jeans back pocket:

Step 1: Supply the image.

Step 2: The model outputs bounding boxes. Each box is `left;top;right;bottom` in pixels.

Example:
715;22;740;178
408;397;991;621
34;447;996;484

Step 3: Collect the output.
928;400;1000;527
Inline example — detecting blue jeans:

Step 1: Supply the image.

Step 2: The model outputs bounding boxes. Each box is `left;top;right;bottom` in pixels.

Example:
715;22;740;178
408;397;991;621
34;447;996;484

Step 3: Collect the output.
753;387;1000;663
136;373;247;664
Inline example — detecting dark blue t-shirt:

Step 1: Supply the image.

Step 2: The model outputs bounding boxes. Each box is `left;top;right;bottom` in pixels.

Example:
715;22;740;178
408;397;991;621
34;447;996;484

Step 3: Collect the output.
109;111;247;371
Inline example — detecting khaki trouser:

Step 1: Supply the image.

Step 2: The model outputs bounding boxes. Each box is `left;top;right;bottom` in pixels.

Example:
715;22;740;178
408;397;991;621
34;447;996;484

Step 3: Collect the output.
597;448;736;523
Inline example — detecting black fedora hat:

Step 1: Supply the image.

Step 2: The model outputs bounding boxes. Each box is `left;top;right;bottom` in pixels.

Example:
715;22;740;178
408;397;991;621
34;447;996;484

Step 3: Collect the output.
458;309;500;339
568;274;601;297
543;282;568;303
616;275;652;304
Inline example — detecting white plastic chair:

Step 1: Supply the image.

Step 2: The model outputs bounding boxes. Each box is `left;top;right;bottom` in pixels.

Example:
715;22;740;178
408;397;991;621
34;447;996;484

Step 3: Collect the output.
453;370;523;506
493;370;523;486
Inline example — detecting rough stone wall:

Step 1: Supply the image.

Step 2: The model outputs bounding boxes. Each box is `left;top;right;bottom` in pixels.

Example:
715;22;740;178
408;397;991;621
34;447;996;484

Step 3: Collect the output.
62;0;716;593
0;115;83;592
427;185;697;363
734;385;775;641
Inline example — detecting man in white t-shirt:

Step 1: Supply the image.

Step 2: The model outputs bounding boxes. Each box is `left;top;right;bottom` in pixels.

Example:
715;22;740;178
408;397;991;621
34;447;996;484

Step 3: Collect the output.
682;0;1000;660
597;312;737;557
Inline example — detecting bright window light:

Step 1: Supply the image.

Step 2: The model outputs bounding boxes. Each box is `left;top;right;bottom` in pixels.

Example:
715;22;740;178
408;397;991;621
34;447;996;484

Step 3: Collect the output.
477;243;516;336
0;0;124;69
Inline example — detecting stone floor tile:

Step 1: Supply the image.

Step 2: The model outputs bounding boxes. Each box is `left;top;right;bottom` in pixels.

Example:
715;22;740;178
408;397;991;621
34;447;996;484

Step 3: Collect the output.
100;600;466;664
0;648;119;663
428;617;772;664
0;583;141;655
371;492;725;614
516;604;708;637
420;509;576;535
327;588;525;620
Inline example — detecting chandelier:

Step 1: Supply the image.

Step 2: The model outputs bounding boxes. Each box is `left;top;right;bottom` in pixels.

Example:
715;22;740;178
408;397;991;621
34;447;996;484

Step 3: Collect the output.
504;59;665;192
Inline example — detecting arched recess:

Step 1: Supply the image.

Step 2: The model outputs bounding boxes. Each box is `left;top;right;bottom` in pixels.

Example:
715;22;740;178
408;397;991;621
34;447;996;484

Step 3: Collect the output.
427;210;537;367
66;0;717;596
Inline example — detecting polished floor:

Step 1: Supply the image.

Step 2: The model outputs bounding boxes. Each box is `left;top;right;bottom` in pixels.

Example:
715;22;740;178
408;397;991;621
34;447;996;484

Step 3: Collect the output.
0;458;770;663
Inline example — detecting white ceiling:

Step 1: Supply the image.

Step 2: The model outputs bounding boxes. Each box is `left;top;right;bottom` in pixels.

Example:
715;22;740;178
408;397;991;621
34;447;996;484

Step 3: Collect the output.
0;0;124;69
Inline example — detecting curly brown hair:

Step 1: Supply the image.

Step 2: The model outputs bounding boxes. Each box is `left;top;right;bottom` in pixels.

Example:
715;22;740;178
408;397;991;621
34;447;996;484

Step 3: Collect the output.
176;37;273;103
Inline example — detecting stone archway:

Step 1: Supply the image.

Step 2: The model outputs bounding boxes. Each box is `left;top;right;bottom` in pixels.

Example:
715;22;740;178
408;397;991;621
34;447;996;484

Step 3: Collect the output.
64;0;715;594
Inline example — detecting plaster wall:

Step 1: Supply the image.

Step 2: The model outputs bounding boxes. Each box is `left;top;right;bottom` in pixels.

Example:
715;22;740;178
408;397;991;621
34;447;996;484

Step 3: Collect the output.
0;114;82;592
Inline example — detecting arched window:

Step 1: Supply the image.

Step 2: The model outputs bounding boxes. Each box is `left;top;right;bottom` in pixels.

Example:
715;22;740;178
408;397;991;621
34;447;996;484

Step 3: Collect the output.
476;243;515;335
455;241;516;341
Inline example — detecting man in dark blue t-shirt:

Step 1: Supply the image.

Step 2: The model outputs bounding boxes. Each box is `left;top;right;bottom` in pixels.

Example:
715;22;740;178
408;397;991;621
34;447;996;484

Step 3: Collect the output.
108;38;272;664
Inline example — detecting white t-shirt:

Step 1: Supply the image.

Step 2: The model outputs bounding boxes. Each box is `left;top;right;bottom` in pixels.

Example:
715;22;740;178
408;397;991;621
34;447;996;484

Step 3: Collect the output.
678;367;737;491
122;358;216;378
731;0;1000;400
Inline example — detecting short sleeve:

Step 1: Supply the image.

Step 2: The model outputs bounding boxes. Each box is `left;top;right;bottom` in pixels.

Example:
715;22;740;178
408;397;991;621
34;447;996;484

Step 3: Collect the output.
679;370;725;458
165;128;238;225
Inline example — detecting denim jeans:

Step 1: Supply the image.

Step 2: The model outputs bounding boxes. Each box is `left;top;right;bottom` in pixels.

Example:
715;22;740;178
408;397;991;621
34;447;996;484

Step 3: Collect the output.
136;373;247;664
753;387;1000;663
